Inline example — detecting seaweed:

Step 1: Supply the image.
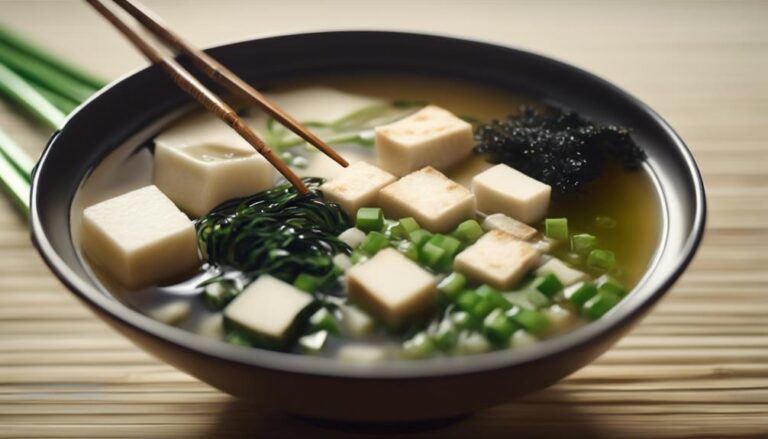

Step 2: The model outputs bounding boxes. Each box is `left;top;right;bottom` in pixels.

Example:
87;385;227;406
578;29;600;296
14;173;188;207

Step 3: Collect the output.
195;177;351;308
473;105;646;195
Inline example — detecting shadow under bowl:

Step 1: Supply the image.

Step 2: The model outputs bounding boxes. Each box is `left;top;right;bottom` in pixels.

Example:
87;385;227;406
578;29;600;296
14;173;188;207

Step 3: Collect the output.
30;31;705;422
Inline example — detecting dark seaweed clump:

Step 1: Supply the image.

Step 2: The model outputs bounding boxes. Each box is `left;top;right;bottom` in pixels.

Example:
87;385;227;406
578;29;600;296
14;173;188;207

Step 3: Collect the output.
473;105;646;195
195;177;351;308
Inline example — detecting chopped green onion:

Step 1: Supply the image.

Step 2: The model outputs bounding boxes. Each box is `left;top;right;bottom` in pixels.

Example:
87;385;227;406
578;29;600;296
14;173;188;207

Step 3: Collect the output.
508;307;550;334
503;291;537;310
571;233;597;254
564;281;598;308
399;217;421;233
596;275;627;296
544;218;569;241
396;240;419;261
438;272;468;300
431;319;458;351
308;308;339;335
420;242;446;268
450;311;472;329
425;234;462;271
402;332;435;359
457;290;481;313
350;249;369;265
587;249;616;270
408;229;432;247
293;273;319;293
355;207;384;232
453;219;484;243
360;231;390;255
525;289;551;308
383;220;408;239
533;273;564;297
483;309;518;345
582;291;620;320
476;285;512;310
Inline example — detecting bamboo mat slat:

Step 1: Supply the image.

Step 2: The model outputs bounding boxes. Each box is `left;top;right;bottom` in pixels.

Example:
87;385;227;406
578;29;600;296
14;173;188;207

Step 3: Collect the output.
0;0;767;437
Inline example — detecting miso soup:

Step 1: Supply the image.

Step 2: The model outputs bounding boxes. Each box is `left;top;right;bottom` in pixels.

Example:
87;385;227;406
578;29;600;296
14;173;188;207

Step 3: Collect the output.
72;74;660;362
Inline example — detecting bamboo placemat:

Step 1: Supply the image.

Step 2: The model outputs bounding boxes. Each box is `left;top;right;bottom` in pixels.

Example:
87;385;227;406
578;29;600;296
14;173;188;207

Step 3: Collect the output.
0;1;766;437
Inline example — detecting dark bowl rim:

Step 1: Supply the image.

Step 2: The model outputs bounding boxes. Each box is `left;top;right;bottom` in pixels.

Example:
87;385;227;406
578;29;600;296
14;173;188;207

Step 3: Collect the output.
30;30;707;380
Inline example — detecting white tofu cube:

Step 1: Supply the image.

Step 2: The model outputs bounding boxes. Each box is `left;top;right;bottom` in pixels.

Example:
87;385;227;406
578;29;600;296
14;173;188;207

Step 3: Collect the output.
535;258;586;286
472;164;551;225
378;166;475;233
319;161;396;216
482;213;538;241
375;105;473;176
224;275;313;342
153;139;275;217
81;185;201;289
454;230;539;290
346;248;437;329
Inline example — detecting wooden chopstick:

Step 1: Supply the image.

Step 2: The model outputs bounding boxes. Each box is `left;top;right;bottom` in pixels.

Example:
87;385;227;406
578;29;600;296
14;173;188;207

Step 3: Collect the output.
112;0;349;169
85;0;309;194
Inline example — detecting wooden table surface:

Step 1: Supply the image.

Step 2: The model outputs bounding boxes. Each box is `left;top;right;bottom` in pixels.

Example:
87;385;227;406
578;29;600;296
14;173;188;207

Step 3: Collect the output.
1;1;767;437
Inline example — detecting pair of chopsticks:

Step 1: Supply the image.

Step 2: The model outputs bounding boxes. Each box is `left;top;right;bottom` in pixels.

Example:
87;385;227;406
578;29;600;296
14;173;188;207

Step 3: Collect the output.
86;0;349;194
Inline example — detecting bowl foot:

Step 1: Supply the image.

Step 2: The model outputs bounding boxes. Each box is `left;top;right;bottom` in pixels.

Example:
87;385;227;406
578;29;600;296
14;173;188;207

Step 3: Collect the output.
296;412;472;434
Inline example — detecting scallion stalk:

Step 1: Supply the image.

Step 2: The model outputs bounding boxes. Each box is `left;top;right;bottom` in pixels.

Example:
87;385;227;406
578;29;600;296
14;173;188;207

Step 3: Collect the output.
0;62;66;130
29;82;79;114
0;42;97;104
0;147;30;215
0;25;106;90
0;127;34;181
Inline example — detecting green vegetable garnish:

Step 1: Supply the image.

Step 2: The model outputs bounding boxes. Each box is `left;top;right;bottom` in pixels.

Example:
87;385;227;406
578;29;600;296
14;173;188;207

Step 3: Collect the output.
195;178;350;306
360;231;390;255
582;291;620;320
533;273;564;297
587;249;616;270
438;272;468;300
571;233;597;254
545;218;569;241
356;207;384;232
453;219;484;243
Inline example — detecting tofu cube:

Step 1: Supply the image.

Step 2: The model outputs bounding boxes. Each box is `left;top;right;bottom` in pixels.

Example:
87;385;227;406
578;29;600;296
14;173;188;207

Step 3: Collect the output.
375;105;473;176
378;166;475;233
319;161;396;216
346;248;437;329
482;213;538;241
454;230;539;290
535;258;586;286
153;139;275;217
81;185;201;289
472;164;551;225
224;275;314;343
